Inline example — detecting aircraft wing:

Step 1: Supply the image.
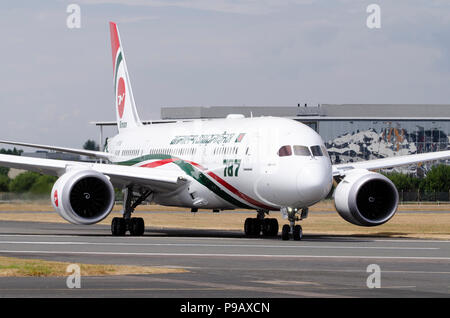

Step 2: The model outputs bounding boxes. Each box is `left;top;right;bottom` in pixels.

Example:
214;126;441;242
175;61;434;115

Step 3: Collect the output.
332;150;450;176
0;140;113;161
0;154;187;192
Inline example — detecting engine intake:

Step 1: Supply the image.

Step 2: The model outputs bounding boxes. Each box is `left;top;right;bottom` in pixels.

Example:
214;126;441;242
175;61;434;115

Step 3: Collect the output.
334;170;399;226
52;169;115;225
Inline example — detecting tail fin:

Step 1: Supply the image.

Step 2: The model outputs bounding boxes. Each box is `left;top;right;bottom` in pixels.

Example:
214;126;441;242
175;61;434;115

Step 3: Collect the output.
109;22;142;132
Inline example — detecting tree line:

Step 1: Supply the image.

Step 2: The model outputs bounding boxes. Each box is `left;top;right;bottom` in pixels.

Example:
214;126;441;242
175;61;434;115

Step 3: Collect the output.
0;171;57;194
0;147;57;194
384;164;450;192
0;142;99;195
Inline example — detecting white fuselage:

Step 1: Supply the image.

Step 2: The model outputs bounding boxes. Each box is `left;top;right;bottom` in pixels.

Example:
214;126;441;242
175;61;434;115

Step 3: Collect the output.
106;116;333;211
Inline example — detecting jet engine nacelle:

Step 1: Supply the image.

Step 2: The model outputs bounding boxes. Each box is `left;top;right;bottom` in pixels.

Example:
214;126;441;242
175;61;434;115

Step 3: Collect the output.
333;169;398;226
51;168;115;225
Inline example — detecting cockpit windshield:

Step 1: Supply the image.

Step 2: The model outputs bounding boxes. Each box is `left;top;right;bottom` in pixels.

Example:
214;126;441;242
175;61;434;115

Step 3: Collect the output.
293;145;311;156
310;145;323;157
277;145;292;157
278;144;328;158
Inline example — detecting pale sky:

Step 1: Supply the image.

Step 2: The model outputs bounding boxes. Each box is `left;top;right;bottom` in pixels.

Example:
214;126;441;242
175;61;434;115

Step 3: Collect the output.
1;0;450;148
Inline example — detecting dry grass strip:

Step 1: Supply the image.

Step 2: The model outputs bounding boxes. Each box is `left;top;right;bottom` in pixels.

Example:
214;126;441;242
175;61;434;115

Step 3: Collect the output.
0;256;186;277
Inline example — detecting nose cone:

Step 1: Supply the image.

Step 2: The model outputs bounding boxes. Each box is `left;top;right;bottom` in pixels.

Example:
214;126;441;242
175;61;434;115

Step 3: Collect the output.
297;162;332;205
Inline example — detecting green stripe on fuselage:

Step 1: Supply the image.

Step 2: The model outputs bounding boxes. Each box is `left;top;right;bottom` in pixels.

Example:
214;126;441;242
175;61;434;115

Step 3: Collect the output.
117;154;253;209
117;154;172;166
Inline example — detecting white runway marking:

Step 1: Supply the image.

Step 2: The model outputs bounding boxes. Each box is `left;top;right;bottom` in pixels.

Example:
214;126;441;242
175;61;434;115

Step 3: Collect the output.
0;234;448;244
0;241;440;250
373;239;450;243
0;250;449;261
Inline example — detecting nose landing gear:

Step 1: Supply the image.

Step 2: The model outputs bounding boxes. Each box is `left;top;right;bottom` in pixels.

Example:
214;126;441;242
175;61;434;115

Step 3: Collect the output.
280;207;308;241
281;224;303;241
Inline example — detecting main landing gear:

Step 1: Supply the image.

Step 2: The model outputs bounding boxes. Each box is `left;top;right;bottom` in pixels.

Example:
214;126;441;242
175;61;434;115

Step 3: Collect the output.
111;186;152;236
244;210;279;238
280;207;308;241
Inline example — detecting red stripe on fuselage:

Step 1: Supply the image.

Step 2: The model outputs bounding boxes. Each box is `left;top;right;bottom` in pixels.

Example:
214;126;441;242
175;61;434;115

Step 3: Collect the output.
182;160;274;210
139;158;176;168
138;158;276;210
206;171;274;210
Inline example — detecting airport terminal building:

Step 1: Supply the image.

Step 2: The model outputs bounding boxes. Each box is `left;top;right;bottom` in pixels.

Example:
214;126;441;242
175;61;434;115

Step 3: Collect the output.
159;104;450;173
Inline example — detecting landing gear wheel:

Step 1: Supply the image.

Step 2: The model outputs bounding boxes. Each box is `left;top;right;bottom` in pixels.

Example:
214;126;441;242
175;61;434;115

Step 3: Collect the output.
262;218;279;237
250;218;261;237
244;218;252;236
269;219;279;236
293;224;303;241
130;217;145;236
262;219;270;236
281;224;290;241
111;217;145;236
244;218;261;237
111;217;126;236
112;186;152;236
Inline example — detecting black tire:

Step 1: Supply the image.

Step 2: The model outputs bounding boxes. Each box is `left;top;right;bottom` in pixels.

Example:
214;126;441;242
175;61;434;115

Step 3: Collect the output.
262;219;271;236
262;218;278;237
111;217;126;236
130;217;145;236
250;218;261;237
281;224;290;241
244;218;252;236
293;225;303;241
269;218;279;236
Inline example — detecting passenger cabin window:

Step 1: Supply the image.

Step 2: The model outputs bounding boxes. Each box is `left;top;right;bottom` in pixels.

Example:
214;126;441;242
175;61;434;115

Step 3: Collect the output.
310;145;323;157
278;145;292;157
293;145;311;156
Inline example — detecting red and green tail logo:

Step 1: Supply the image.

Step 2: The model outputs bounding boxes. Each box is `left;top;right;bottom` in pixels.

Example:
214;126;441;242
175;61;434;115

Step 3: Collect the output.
117;77;126;119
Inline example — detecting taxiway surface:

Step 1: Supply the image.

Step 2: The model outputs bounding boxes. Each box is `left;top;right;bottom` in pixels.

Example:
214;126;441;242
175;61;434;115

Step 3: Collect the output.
0;220;448;297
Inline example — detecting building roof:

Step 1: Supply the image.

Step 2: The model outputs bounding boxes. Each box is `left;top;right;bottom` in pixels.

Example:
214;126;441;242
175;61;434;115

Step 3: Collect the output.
90;104;450;126
160;104;450;120
320;104;450;118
